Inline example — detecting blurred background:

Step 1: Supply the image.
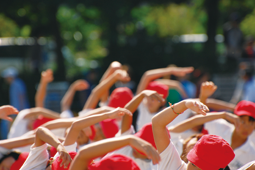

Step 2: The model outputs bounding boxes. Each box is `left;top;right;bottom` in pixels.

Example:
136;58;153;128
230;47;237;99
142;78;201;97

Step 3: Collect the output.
0;0;255;113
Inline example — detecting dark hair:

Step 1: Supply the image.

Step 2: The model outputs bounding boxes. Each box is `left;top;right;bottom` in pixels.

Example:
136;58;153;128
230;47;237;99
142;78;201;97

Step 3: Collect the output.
0;151;20;164
219;165;230;170
240;115;255;122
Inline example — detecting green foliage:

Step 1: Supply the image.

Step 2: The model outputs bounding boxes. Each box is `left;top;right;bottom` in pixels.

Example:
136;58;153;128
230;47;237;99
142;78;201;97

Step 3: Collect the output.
131;3;206;37
0;14;19;37
240;9;255;37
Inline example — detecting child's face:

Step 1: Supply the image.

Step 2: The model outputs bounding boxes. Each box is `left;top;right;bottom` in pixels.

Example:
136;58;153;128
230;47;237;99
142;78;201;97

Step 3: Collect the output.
0;156;15;170
76;131;89;146
235;115;255;138
146;97;163;113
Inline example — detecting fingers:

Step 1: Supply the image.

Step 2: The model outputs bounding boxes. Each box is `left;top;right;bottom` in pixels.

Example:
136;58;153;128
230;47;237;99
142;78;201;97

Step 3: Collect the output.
144;147;161;165
117;107;132;116
59;152;72;168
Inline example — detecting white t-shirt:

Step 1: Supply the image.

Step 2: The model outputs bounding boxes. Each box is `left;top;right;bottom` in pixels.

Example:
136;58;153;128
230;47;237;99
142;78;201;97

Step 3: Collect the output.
104;126;156;170
137;100;157;131
238;161;255;170
20;143;49;170
157;141;187;170
205;119;255;170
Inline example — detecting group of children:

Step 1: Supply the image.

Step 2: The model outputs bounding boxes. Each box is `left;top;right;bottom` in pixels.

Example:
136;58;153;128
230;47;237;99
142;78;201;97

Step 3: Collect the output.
0;61;254;170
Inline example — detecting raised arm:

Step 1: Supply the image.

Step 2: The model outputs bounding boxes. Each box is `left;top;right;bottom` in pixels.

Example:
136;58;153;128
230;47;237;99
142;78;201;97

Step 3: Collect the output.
0;136;34;149
199;81;217;104
24;107;60;119
70;135;160;170
121;90;164;133
205;98;236;111
61;80;89;112
64;108;132;146
168;111;239;133
136;66;194;94
35;69;54;108
152;99;209;153
83;70;130;110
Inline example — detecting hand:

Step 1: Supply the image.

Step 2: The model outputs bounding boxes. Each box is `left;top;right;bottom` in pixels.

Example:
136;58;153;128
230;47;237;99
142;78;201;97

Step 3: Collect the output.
82;126;92;137
169;67;194;77
72;80;90;91
110;61;122;70
142;90;165;103
114;70;130;82
185;100;209;116
224;112;239;126
107;107;132;119
200;81;217;98
41;69;54;83
57;144;72;168
0;105;18;121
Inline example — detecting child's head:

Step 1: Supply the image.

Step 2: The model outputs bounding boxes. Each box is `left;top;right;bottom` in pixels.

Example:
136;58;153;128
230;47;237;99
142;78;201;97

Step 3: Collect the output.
0;152;28;170
146;81;168;113
89;154;140;170
186;135;235;170
234;101;255;139
108;87;133;108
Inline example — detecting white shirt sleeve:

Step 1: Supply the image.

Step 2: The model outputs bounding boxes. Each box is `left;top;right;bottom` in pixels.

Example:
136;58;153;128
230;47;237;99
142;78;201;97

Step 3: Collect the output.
60;109;73;118
20;143;49;170
157;141;187;170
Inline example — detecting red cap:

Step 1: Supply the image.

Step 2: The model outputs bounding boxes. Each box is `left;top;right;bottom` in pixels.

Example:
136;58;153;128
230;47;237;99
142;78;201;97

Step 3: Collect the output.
10;152;29;170
234;100;255;119
33;115;54;130
187;134;235;170
100;119;119;138
146;81;168;99
89;154;140;170
51;152;77;170
108;87;133;108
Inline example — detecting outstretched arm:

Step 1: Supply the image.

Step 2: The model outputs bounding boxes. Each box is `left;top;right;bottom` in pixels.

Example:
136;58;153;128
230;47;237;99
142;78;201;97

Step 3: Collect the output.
152;99;209;153
61;80;89;112
83;70;130;110
0;136;34;149
35;69;54;108
168;111;238;133
64;108;132;146
24;107;60;119
137;66;193;94
205;98;236;111
121;90;164;133
70;135;160;170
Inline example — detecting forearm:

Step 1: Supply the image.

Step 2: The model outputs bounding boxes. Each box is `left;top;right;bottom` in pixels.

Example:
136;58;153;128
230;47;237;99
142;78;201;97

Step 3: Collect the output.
80;107;113;118
0;136;34;149
206;98;236;111
156;79;187;98
169;112;225;133
34;127;61;148
35;81;48;108
83;74;118;110
64;113;110;146
70;135;132;170
61;85;76;112
121;93;144;133
31;107;60;119
42;118;76;130
137;68;172;94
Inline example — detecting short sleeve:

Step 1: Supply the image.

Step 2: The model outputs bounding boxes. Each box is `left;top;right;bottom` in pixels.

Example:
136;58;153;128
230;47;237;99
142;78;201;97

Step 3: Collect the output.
157;141;187;170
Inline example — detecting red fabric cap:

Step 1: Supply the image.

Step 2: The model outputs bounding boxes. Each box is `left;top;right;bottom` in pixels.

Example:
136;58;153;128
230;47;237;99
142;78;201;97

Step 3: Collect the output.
89;154;140;170
50;146;58;158
146;81;169;99
100;119;119;138
10;152;29;170
52;152;77;170
234;100;255;119
108;87;133;108
187;134;235;170
134;123;157;149
33;115;54;130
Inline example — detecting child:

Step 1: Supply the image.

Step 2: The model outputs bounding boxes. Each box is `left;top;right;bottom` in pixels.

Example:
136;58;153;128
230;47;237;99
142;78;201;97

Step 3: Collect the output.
152;99;235;170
